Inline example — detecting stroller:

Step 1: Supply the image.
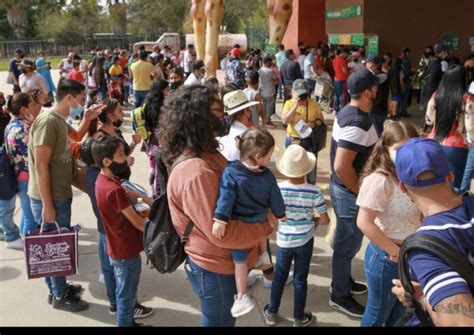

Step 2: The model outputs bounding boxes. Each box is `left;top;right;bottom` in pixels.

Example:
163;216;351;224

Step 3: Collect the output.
313;72;334;115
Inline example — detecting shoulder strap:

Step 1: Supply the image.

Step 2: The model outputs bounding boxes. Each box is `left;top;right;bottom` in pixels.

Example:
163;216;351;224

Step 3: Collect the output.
399;233;474;326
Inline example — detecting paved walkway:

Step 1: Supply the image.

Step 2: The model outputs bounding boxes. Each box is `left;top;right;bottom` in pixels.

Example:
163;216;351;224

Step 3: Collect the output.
0;71;426;326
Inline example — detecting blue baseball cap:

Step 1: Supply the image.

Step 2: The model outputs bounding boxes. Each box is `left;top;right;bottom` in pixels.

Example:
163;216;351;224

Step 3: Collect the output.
395;138;450;187
347;68;381;95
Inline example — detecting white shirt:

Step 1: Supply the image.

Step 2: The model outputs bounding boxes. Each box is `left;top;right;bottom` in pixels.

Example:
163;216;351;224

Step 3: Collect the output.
59;58;74;75
183;50;193;73
218;121;248;162
19;72;49;94
183;72;202;87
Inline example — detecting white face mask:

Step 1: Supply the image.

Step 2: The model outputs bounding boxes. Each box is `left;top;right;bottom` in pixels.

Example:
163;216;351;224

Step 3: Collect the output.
389;149;397;164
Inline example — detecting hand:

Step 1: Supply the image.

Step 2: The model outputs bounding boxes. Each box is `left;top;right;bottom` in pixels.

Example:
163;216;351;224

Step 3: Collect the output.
84;104;106;122
266;211;278;232
42;204;56;224
391;279;423;307
131;133;141;145
212;221;226;239
307;121;316;129
127;156;135;167
124;188;142;203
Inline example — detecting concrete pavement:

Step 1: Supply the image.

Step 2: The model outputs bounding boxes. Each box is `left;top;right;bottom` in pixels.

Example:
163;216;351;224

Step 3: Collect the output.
0;70;427;327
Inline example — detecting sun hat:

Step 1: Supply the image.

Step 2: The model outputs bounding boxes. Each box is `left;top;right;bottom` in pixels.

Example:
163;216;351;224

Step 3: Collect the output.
223;90;260;116
276;144;316;178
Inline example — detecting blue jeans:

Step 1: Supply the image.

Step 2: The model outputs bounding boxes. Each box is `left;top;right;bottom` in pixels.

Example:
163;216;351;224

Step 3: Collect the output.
334;80;347;113
419;85;427;110
134;90;149;109
330;182;363;298
398;83;411;116
100;233;117;306
305;79;316;98
110;255;142;327
361;242;406;326
268;238;314;320
98;82;108;101
30;197;72;299
18;180;37;236
440;146;468;191
0;196;20;242
460;146;474;194
369;112;386;137
185;257;237;327
84;167;103;232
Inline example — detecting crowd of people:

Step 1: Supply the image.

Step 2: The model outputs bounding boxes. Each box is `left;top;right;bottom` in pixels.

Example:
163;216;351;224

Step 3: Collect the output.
0;38;473;328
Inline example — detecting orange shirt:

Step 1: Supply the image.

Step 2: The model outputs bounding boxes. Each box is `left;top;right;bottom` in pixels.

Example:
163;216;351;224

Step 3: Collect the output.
333;55;349;81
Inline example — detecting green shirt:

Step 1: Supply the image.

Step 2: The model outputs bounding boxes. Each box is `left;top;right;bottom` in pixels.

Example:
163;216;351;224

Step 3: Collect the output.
28;109;73;201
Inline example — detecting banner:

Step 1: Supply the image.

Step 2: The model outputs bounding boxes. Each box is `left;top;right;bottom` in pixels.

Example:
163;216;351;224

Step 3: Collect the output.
326;5;362;20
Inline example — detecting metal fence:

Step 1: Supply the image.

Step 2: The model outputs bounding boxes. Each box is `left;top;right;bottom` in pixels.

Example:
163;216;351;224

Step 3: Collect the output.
0;34;163;59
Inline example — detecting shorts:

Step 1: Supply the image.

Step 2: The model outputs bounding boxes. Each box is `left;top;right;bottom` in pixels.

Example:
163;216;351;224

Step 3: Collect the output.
391;95;401;102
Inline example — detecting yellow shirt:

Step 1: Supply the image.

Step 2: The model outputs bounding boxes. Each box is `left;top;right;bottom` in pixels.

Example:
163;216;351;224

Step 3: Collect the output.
108;64;123;78
283;99;323;138
130;60;155;91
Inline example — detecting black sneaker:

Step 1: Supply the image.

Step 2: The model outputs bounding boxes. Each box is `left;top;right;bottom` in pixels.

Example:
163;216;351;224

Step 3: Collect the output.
109;304;117;315
110;303;154;319
133;321;152;327
328;295;364;318
52;291;89;312
48;283;84;305
293;312;315;327
329;278;368;296
263;304;277;327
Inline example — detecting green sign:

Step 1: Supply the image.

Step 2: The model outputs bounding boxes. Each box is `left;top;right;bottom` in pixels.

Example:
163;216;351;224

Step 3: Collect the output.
367;36;379;56
329;34;339;45
443;35;460;51
326;5;362;20
328;34;364;46
351;34;365;46
265;43;277;55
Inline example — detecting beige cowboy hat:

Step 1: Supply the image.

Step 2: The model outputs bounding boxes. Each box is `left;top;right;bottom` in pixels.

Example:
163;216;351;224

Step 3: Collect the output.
223;90;260;116
276;144;316;178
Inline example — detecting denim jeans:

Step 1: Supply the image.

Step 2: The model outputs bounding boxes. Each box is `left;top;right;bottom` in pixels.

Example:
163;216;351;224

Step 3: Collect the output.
30;197;72;299
361;242;406;326
369;112;386;137
18;180;37;236
261;96;276;122
334;80;347;113
110;255;142;327
184;257;237;327
268;238;314;320
305;78;316;98
419;86;427;110
134;90;149;109
398;83;411;116
440;146;468;191
98;83;108;101
330;182;363;298
0;196;20;242
100;233;117;306
460;146;474;194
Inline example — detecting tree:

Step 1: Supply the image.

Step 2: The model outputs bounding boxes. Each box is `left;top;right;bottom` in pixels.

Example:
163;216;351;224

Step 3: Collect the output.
108;0;127;36
0;0;31;38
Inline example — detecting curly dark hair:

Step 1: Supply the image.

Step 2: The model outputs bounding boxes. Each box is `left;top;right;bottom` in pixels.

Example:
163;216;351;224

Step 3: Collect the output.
159;85;221;165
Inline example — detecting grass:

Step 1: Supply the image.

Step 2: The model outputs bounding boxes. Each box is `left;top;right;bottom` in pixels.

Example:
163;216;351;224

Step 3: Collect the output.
0;56;91;72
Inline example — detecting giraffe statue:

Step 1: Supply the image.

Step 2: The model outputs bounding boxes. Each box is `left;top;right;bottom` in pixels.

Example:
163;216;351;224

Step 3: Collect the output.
191;0;294;77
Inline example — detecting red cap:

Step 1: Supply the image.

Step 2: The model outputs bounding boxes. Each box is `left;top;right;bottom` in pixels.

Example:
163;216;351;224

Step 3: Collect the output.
231;48;241;57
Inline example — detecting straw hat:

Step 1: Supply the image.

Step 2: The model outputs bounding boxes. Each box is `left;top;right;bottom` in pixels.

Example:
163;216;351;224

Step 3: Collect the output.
223;90;260;116
276;144;316;178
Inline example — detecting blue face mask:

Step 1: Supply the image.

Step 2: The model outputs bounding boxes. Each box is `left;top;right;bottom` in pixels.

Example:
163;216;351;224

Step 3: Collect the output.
69;96;84;118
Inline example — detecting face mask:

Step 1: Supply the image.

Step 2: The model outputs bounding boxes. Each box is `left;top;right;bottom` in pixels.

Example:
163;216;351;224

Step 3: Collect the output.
214;114;230;137
298;93;309;100
113;119;123;128
389;149;397;164
108;160;129;177
21;69;28;74
199;72;205;80
69;96;84;118
170;82;181;90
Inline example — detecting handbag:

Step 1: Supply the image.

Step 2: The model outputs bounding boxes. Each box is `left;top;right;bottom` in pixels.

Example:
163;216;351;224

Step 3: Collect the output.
70;142;87;193
24;222;79;279
300;106;328;153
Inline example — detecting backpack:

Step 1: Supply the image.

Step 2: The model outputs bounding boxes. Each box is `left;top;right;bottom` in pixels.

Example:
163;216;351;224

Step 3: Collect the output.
0;145;18;200
131;104;150;141
398;233;474;327
144;154;196;274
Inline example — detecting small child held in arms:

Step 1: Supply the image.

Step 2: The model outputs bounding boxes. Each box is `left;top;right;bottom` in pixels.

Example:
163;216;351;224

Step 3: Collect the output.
263;144;330;327
212;128;287;318
93;136;153;327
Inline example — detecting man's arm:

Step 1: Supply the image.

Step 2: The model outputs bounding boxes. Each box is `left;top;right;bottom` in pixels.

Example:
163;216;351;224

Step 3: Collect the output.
430;293;474;326
334;147;359;194
121;206;146;232
34;145;55;223
68;104;106;142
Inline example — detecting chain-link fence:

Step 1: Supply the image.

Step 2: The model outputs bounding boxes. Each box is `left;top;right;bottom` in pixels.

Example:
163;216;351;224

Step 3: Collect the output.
245;26;269;52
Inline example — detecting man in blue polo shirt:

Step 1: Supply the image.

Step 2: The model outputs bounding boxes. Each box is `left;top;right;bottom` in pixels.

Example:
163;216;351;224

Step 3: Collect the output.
329;68;380;317
391;138;474;326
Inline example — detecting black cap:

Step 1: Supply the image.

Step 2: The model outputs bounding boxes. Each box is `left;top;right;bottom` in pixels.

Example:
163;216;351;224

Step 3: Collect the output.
366;55;382;65
20;59;34;68
347;68;381;95
193;59;205;71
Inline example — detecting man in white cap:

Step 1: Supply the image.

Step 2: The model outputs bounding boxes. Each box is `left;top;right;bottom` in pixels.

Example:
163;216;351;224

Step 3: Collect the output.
59;52;75;78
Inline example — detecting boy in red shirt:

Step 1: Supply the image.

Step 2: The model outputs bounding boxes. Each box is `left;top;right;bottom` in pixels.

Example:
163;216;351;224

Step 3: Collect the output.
332;48;350;113
67;61;85;84
93;136;153;327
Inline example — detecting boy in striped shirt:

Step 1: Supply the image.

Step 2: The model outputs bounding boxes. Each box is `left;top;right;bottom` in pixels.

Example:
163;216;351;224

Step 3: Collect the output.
263;145;329;327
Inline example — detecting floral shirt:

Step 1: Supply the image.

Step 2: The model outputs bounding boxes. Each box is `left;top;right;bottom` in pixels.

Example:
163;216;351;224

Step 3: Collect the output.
5;118;29;180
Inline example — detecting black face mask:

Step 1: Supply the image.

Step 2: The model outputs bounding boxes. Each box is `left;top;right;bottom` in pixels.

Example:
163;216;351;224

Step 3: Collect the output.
170;82;181;91
298;93;309;101
113;119;123;128
108;161;129;177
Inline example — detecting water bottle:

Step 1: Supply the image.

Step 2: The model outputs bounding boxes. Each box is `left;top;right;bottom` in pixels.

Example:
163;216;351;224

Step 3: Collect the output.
134;198;150;218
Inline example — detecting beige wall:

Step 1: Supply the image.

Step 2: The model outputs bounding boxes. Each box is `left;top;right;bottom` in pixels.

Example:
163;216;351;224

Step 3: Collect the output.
325;0;364;34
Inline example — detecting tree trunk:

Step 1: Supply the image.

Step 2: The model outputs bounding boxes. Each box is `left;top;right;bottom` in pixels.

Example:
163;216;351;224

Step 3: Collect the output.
267;0;293;45
6;3;28;39
109;1;127;36
204;0;224;78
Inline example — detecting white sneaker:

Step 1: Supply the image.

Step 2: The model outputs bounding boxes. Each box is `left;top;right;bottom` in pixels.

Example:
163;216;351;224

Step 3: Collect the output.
231;293;255;318
98;272;105;285
247;271;257;287
6;238;24;250
264;272;294;288
255;252;272;270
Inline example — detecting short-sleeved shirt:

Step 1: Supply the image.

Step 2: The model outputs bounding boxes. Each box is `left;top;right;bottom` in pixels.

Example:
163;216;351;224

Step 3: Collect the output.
283;99;323;139
67;70;85;84
258;67;277;98
406;196;474;325
275;51;287;70
19;72;49;94
330;105;378;190
130;60;155;91
95;173;144;259
356;172;421;240
333;55;349;81
28;109;73;201
277;181;327;248
304;53;316;80
9;59;21;81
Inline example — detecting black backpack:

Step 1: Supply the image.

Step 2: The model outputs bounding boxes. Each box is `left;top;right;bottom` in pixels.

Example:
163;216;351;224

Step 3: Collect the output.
0;144;18;200
144;154;196;274
398;233;474;327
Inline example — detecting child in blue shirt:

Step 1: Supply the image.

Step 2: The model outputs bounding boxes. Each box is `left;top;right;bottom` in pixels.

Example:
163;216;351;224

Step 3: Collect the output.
213;127;286;318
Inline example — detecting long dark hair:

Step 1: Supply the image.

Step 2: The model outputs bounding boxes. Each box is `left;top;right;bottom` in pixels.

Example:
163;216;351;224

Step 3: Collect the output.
434;65;467;142
158;85;220;165
360;121;419;183
143;79;169;131
94;56;106;84
88;98;120;137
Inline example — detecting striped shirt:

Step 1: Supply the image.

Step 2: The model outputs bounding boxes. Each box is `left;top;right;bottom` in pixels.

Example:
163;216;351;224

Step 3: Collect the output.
330;105;378;190
277;181;328;248
408;196;474;324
